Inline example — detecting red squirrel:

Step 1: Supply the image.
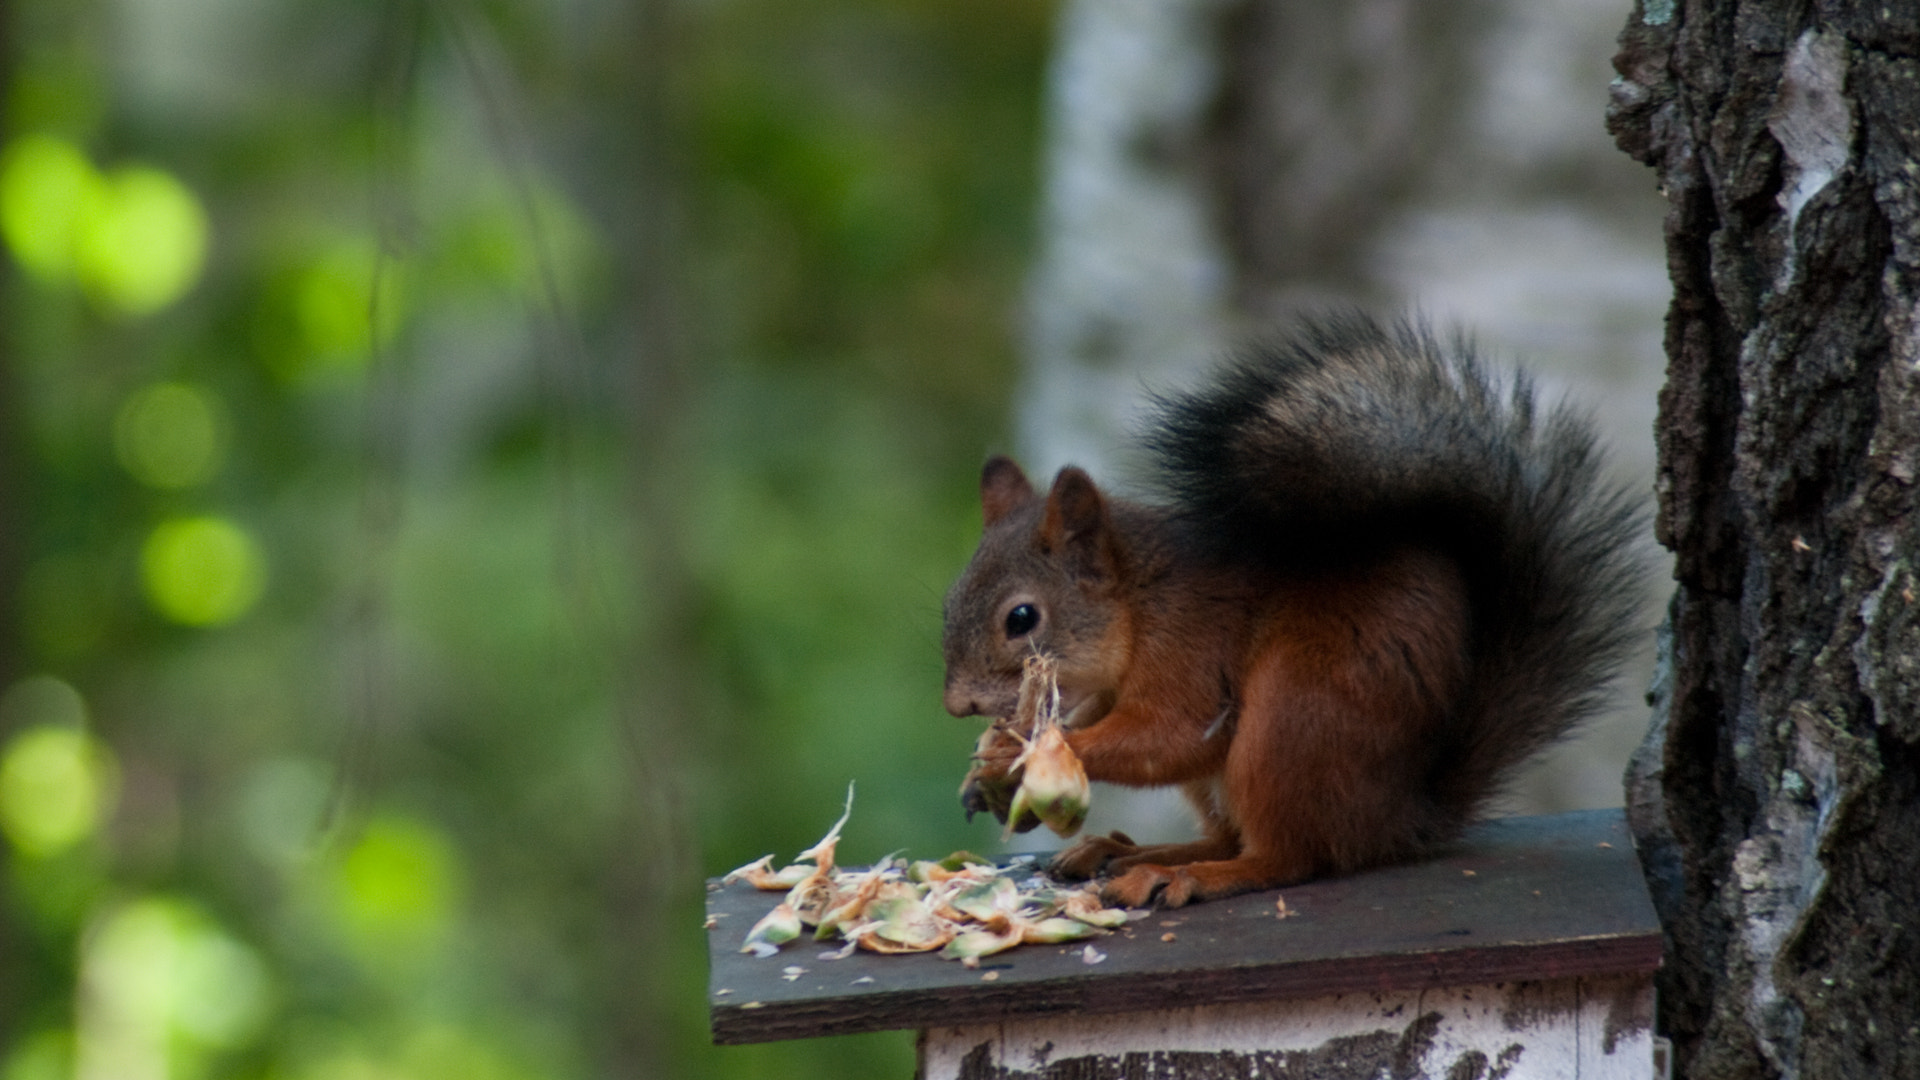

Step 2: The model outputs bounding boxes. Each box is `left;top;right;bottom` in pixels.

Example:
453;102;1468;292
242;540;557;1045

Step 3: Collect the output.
941;315;1646;908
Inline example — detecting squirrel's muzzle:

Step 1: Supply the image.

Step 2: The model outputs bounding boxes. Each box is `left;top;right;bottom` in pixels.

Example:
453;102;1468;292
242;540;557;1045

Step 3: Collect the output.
943;685;982;717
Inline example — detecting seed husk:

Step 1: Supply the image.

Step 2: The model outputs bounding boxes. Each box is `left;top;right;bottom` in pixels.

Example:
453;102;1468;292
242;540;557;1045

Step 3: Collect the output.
722;855;812;891
1059;887;1130;929
856;895;954;953
1022;916;1101;944
814;867;886;940
1008;724;1089;839
909;850;996;883
984;655;1090;839
742;902;803;957
946;876;1021;923
940;921;1024;963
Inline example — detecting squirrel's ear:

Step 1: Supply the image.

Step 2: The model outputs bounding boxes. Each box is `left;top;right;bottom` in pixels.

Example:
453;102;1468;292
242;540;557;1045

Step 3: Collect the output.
1041;467;1116;582
980;456;1035;526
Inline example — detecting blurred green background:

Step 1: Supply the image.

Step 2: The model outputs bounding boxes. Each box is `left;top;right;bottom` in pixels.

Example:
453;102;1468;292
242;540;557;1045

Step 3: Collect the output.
0;0;1054;1076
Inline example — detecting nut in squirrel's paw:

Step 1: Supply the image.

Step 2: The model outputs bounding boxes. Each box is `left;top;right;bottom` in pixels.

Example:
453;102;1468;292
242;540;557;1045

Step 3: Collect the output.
1006;725;1088;838
958;654;1090;839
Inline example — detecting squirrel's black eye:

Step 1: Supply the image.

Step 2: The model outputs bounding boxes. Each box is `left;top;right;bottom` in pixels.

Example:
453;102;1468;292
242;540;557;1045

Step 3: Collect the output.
1004;603;1039;638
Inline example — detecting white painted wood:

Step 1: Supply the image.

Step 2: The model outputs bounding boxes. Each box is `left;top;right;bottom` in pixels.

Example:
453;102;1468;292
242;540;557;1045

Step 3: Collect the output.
921;975;1654;1079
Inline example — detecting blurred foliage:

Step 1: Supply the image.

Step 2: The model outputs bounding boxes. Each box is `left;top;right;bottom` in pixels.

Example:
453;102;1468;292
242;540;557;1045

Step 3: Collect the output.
0;0;1056;1077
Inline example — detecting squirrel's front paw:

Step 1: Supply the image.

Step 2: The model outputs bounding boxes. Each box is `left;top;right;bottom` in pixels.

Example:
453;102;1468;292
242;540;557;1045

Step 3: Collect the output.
971;722;1026;771
959;773;1037;830
959;722;1028;824
1049;830;1138;880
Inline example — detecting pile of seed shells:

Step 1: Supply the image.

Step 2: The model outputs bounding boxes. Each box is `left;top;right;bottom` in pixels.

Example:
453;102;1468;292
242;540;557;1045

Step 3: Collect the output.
724;788;1131;967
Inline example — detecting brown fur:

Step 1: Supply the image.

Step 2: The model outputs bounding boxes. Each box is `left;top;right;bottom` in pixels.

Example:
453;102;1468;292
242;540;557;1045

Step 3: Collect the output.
950;472;1472;906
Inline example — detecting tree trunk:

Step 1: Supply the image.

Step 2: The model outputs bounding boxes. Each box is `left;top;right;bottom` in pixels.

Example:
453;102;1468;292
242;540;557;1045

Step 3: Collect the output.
593;2;698;1076
1610;3;1920;1076
1018;0;1235;480
1019;0;1491;480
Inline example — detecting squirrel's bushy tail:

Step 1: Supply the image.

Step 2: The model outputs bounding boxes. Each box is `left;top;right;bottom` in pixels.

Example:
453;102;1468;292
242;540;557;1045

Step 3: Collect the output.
1147;313;1648;828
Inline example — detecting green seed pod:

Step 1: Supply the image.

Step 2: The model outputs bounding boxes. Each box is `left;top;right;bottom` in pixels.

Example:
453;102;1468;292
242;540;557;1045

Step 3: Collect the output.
1012;726;1089;838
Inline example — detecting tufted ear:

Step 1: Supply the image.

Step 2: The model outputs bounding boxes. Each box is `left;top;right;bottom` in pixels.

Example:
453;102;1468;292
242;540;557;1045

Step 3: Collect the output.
980;455;1036;526
1040;467;1117;583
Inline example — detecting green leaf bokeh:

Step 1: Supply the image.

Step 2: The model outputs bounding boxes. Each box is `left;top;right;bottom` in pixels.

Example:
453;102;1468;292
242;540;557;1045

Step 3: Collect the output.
0;0;1055;1076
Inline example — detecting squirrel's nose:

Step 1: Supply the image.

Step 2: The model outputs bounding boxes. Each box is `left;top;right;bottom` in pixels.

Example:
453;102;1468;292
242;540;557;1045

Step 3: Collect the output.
943;684;981;718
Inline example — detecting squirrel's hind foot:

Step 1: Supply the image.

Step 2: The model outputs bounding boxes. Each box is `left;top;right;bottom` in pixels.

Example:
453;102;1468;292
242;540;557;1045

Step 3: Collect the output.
1052;832;1247;889
1102;854;1307;908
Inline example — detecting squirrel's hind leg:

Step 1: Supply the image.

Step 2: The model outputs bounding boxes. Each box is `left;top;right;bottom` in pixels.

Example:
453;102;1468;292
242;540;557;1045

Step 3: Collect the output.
1099;777;1307;907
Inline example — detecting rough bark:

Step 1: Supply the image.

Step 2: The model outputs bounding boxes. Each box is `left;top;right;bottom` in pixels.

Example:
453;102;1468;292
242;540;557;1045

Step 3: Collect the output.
1609;2;1920;1076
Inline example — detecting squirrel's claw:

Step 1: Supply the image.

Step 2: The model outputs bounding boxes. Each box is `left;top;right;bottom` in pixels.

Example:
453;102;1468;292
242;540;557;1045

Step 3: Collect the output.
959;778;991;822
960;728;1025;826
959;772;1022;825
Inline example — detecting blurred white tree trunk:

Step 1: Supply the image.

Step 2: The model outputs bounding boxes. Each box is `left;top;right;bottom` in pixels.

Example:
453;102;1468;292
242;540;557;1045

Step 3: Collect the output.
1018;0;1235;481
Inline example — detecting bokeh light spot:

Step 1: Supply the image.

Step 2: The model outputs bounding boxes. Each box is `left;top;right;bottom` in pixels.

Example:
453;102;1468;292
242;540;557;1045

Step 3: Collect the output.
0;137;207;317
292;239;408;373
114;382;226;490
80;898;273;1069
235;757;332;867
336;815;461;941
0;724;116;858
0;674;89;731
140;516;267;627
172;927;275;1046
0;134;102;283
76;165;209;316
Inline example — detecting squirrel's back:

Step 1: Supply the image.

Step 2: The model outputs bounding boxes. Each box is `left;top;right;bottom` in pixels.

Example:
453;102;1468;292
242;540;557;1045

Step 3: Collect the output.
1147;314;1647;826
